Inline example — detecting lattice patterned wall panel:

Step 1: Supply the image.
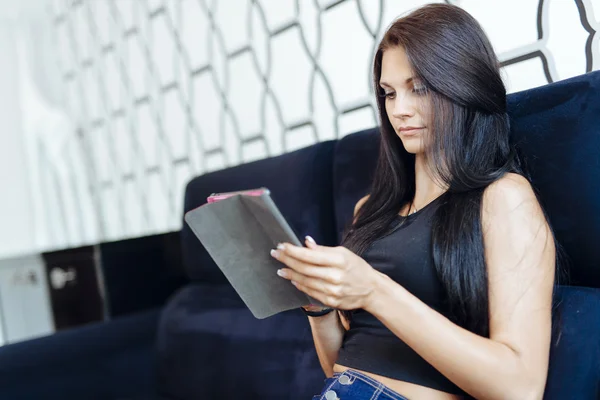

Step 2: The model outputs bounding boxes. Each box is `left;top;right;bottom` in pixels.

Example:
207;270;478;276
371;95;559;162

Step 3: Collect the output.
43;0;598;247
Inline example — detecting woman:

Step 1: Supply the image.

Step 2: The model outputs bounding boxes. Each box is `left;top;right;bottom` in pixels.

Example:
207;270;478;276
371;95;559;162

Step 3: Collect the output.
271;4;558;400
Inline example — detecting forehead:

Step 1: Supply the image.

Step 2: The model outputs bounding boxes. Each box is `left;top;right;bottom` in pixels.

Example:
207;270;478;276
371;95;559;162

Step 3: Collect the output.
380;46;414;85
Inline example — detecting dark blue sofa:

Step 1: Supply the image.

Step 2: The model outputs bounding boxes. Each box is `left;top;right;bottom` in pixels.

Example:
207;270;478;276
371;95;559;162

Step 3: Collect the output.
157;71;600;399
0;71;598;400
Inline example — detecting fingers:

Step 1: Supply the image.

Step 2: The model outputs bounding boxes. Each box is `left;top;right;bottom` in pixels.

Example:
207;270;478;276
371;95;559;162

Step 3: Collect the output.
302;236;339;254
272;237;348;309
292;280;340;309
274;239;345;268
276;266;341;301
283;272;336;306
275;257;328;280
304;235;318;249
279;269;324;291
273;250;341;282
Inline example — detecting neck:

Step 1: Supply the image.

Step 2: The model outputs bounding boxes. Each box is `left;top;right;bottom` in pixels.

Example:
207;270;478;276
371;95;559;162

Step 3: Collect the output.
413;154;446;207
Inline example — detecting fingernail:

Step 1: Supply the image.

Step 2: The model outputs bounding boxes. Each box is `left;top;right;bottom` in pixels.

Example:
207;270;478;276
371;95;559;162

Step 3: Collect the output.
291;281;297;286
270;249;279;258
277;243;285;250
277;269;287;278
305;235;316;245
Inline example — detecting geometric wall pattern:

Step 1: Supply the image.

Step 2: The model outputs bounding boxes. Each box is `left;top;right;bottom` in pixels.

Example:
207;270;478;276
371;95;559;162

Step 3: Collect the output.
44;0;598;248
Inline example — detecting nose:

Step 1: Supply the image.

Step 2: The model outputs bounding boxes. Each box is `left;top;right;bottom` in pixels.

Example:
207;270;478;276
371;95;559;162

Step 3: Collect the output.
391;95;415;120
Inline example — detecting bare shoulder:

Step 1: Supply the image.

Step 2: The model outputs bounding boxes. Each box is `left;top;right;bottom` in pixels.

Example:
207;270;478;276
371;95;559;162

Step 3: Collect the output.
354;194;370;217
482;173;539;222
485;172;534;199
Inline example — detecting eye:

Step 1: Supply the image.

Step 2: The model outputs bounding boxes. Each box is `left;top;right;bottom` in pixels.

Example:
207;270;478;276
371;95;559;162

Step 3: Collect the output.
379;91;396;100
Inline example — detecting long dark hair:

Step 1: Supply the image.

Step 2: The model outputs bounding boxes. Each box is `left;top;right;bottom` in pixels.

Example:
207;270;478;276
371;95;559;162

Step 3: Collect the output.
340;4;562;337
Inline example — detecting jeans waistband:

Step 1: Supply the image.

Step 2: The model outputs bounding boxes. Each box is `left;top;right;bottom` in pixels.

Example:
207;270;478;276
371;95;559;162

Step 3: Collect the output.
326;369;409;400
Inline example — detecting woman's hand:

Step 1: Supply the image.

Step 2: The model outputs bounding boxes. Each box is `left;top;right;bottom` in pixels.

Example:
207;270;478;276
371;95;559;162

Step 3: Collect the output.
271;236;382;310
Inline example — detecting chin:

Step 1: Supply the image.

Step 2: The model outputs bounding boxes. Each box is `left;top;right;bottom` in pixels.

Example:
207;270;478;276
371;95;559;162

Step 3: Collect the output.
398;137;424;154
403;147;423;155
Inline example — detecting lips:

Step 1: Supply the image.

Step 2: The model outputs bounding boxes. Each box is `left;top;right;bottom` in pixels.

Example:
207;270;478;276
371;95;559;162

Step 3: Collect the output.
398;127;424;136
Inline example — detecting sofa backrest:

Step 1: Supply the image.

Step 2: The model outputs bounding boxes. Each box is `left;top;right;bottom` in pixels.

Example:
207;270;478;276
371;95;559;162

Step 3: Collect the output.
181;141;338;283
332;71;600;289
507;70;600;288
332;127;380;243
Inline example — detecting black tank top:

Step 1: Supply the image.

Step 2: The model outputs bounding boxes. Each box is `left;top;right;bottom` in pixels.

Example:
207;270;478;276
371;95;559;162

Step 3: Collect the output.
337;194;466;395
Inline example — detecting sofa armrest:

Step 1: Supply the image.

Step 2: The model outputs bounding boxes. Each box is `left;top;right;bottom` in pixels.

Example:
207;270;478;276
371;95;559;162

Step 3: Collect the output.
0;309;160;400
100;232;188;318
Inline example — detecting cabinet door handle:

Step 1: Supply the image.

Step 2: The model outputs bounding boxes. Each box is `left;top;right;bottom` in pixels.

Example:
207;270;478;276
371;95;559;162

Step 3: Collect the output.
50;267;77;289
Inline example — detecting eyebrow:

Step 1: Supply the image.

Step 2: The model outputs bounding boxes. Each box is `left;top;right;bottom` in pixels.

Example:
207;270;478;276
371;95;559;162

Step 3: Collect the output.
379;77;414;88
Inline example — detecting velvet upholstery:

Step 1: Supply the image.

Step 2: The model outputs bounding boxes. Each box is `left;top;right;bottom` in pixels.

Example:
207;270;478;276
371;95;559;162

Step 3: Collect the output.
332;127;380;244
507;71;600;288
545;286;600;399
99;232;188;317
0;310;160;400
157;284;324;399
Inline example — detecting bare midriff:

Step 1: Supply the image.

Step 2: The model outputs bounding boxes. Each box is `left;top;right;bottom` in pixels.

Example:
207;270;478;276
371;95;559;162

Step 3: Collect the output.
333;363;462;400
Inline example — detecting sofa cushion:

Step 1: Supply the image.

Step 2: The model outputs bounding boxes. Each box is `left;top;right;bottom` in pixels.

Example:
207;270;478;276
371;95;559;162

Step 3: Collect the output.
0;310;160;400
545;286;600;399
332;71;600;289
182;141;337;283
156;284;324;400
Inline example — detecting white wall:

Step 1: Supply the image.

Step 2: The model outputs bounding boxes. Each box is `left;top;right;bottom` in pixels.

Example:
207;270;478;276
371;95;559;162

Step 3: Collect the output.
0;16;35;259
1;0;599;256
0;0;98;259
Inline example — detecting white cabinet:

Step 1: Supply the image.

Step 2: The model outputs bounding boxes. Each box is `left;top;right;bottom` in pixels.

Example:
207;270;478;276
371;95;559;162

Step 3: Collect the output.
0;254;54;345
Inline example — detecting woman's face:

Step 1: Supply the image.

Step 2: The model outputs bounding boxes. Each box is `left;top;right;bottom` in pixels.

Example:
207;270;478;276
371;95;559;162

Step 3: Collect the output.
379;46;429;154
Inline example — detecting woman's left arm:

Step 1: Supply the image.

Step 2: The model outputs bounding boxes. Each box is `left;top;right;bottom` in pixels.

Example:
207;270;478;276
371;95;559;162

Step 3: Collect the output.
273;174;555;400
369;173;555;400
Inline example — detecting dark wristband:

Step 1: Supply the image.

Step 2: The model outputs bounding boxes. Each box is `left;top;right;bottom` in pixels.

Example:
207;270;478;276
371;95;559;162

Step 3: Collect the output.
301;307;334;317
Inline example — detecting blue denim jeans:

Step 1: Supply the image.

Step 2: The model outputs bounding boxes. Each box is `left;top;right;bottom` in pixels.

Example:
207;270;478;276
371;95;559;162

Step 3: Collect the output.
312;369;409;400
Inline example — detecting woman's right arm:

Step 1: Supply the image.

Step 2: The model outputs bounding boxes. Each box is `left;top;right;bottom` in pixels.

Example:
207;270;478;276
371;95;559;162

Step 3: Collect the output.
305;310;346;377
304;194;369;377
